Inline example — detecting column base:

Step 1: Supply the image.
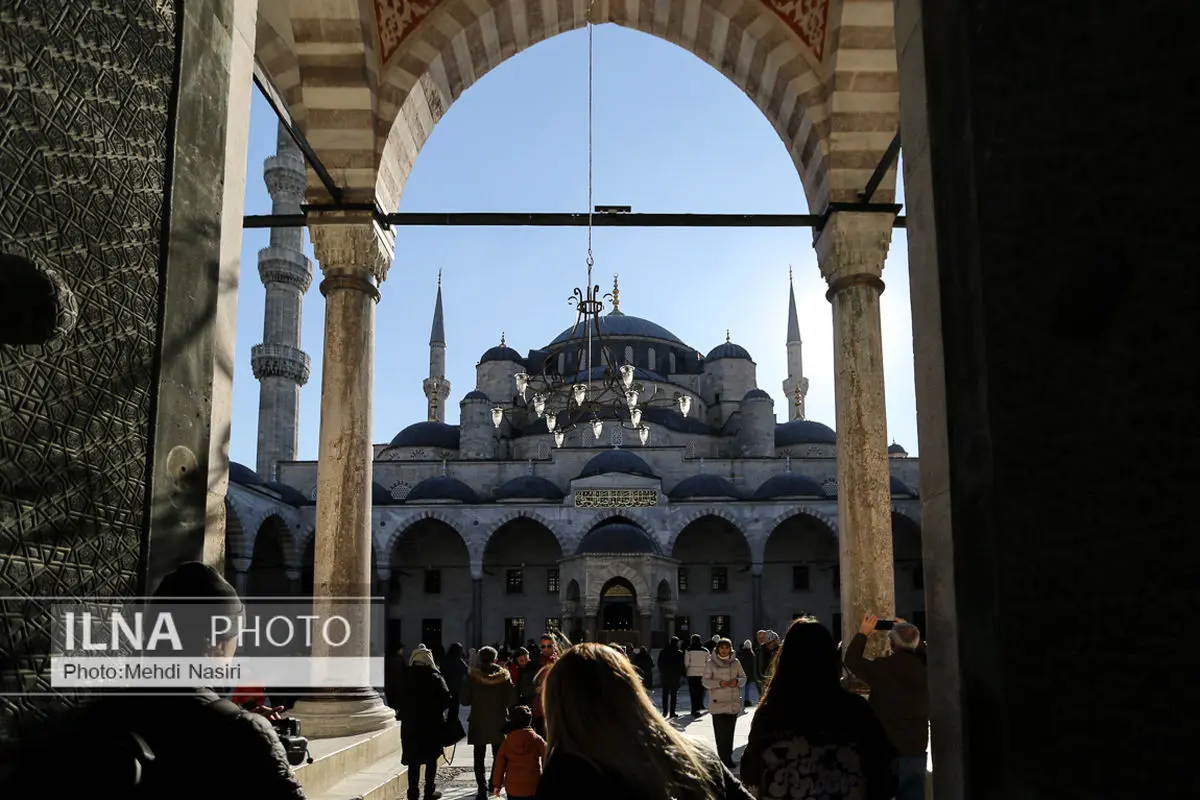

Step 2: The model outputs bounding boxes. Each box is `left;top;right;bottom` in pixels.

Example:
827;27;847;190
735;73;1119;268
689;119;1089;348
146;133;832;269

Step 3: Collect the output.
287;689;397;739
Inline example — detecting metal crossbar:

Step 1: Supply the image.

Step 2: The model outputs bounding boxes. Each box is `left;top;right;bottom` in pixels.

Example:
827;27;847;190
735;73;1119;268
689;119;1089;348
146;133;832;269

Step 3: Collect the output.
242;211;907;229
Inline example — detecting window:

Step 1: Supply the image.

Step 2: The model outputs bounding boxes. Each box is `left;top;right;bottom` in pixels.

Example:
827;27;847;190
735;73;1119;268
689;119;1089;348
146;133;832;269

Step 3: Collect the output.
545;617;561;634
557;352;565;374
677;568;689;593
833;566;841;595
421;618;442;647
913;562;925;590
546;568;560;593
648;348;656;371
624;345;634;365
675;615;691;634
669;352;676;373
504;617;525;649
506;569;524;594
711;567;728;592
423;569;441;594
709;615;730;638
792;565;810;591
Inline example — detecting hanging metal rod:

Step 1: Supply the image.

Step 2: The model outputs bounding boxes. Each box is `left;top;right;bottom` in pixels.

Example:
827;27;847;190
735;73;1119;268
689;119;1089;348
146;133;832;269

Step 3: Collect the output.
252;59;343;204
859;131;902;205
242;211;906;229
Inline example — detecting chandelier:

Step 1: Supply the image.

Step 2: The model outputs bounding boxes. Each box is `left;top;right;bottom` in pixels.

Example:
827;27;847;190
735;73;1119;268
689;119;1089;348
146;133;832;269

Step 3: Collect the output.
489;11;693;449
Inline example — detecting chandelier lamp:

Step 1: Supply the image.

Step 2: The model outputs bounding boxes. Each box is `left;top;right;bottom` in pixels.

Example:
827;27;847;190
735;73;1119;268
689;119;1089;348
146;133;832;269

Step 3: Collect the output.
489;8;692;449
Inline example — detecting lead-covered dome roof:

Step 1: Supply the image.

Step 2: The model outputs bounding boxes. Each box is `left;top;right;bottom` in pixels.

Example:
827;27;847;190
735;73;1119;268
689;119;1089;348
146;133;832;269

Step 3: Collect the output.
775;420;837;447
389;421;461;450
548;311;686;347
266;481;309;506
890;476;917;497
752;473;827;500
494;475;565;501
479;345;524;364
406;476;480;504
575;521;661;555
705;342;753;362
229;461;263;486
670;474;741;501
577;449;657;479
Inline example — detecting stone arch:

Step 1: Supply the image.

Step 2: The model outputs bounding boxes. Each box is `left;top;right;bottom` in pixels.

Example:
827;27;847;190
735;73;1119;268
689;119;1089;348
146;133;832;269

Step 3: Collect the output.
669;512;751;561
224;498;249;561
486;509;562;549
891;504;921;526
667;507;745;554
249;515;292;597
384;510;471;555
589;561;652;605
765;505;839;536
656;578;674;603
580;509;658;538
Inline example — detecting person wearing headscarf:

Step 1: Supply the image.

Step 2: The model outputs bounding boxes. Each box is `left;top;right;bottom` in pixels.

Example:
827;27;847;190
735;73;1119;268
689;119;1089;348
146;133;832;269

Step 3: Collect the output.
398;645;452;800
736;640;759;708
756;631;780;691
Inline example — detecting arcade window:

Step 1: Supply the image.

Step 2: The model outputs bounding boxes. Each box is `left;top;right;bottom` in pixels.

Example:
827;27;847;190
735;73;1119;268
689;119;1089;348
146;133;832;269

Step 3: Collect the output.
504;617;525;648
677;568;689;592
423;569;441;594
792;565;810;591
421;618;442;646
675;615;691;634
545;617;561;634
711;567;728;592
913;563;924;590
506;569;524;594
709;615;731;638
546;569;560;593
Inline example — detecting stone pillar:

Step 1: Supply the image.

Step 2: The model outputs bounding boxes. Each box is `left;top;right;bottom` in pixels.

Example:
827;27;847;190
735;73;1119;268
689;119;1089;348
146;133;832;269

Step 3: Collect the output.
815;211;897;658
471;576;483;647
584;613;598;642
285;568;302;597
750;565;764;633
230;556;251;598
288;211;395;737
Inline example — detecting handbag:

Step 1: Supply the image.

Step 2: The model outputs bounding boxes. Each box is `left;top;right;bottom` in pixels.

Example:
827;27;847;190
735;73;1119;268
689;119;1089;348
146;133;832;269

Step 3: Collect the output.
441;714;466;747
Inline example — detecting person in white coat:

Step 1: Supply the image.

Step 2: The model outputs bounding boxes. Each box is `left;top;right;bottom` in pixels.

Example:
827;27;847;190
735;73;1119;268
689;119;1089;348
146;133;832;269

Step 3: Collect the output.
683;634;711;716
702;638;746;768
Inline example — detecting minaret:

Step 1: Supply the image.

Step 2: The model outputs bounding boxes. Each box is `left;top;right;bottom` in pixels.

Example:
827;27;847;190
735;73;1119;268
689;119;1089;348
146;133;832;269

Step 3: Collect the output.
423;270;451;423
781;267;809;421
251;122;313;480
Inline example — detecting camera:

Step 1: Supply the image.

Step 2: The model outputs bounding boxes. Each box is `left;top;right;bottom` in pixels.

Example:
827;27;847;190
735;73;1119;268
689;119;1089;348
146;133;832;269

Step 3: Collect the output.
270;717;312;766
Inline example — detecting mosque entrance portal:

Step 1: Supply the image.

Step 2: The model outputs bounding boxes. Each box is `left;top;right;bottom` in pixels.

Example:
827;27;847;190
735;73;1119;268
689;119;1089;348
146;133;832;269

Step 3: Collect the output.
599;577;639;645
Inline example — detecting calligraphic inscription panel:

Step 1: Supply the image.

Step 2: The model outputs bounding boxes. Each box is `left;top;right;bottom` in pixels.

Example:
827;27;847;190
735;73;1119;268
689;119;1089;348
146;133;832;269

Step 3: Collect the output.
575;489;658;509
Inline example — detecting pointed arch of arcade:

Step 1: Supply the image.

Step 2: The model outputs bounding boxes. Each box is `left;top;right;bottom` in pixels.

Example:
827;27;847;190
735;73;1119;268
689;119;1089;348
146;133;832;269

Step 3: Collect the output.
666;507;746;555
383;509;472;556
577;509;661;548
591;562;653;606
224;498;249;562
249;515;293;597
483;514;564;570
485;510;563;551
764;505;839;537
760;505;840;631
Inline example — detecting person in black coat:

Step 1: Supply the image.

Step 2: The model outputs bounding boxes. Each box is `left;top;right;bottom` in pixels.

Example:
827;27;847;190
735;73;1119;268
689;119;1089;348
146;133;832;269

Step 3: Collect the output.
656;637;686;717
398;646;453;800
440;641;469;729
632;647;655;691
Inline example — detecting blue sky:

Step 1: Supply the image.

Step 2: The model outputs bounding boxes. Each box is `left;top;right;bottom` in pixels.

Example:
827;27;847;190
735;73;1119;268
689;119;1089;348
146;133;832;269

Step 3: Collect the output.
230;24;916;468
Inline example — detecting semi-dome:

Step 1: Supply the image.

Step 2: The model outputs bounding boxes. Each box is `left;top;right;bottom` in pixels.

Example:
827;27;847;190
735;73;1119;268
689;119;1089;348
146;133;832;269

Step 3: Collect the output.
705;342;753;362
670;474;741;501
752;473;827;500
888;442;908;456
479;345;524;364
388;421;461;450
775;419;837;447
577;449;657;479
462;390;490;402
575;521;661;555
548;312;686;347
890;475;917;497
229;461;263;486
406;476;480;504
494;475;565;502
265;481;308;506
743;388;772;402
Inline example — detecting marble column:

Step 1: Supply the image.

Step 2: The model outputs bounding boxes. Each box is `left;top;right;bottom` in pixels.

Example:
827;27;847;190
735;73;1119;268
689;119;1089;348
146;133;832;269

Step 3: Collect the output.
285;568;301;597
230;556;251;598
471;576;483;648
639;611;653;649
815;211;897;660
288;211;395;737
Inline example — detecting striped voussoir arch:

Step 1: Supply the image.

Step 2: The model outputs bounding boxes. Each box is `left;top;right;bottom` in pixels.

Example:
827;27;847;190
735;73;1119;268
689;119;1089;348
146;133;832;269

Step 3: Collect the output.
373;0;835;212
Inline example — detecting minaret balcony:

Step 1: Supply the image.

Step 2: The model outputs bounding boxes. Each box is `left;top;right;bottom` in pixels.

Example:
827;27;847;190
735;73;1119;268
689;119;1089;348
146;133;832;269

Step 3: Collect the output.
257;246;312;292
251;342;311;385
263;152;306;197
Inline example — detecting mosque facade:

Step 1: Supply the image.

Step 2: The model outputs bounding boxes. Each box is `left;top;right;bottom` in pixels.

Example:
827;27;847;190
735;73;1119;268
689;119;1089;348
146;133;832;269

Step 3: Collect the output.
225;129;924;652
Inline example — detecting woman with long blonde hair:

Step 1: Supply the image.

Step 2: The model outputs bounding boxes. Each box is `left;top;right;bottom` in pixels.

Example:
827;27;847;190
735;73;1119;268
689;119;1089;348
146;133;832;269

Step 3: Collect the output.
535;642;754;800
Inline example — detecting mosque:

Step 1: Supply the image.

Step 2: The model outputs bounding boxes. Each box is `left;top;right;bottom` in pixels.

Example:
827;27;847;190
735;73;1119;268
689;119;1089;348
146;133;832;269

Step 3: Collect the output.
224;129;925;652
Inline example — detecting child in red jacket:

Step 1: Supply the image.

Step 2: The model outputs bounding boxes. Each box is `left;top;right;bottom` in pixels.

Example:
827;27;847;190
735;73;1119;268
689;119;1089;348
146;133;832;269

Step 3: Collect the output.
492;705;545;800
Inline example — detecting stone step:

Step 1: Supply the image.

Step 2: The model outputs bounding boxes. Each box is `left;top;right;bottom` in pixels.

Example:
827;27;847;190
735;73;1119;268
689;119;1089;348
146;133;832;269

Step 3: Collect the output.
295;725;402;798
309;749;410;800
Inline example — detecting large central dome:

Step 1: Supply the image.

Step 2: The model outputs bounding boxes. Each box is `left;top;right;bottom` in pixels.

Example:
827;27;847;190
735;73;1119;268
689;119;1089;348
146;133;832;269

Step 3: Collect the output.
547;310;687;347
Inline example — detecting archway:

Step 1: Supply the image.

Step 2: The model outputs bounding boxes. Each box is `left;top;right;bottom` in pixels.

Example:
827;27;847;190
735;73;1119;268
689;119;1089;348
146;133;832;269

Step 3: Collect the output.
671;515;751;640
483;518;564;650
390;518;471;652
224;499;246;585
599;577;638;642
762;512;839;635
892;512;924;635
248;515;291;597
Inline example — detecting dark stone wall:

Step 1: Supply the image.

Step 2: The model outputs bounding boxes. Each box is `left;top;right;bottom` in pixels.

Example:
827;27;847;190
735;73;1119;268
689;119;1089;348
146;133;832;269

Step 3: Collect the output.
916;2;1196;797
0;0;179;739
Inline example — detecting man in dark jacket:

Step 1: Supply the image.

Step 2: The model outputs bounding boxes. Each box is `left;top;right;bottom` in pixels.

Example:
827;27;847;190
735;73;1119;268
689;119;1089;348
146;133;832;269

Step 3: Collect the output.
461;645;517;800
844;614;930;800
656;637;685;717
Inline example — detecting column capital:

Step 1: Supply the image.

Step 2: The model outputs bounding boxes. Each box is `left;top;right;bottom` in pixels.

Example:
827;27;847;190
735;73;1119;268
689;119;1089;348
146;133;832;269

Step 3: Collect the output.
815;211;896;295
308;210;394;294
230;556;252;573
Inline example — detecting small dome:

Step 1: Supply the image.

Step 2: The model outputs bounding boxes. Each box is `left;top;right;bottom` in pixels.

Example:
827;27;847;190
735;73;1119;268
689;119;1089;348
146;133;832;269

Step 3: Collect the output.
494;475;565;502
229;462;263;486
575;521;661;555
775;420;837;447
577;449;657;480
265;481;308;506
752;473;827;500
705;342;753;362
640;406;711;435
743;388;772;402
388;421;461;450
890;476;917;497
462;390;490;403
479;345;524;364
670;474;740;501
406;476;480;504
888;442;908;456
372;481;397;505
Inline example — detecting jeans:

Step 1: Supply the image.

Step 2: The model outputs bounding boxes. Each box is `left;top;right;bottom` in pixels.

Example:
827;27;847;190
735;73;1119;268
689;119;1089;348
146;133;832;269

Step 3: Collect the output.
711;713;738;767
896;754;928;800
662;683;679;716
406;759;439;800
473;742;499;792
742;680;758;706
687;676;705;713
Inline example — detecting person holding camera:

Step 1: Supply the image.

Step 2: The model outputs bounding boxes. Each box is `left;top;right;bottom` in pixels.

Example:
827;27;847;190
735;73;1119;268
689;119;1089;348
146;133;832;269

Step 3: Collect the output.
844;613;930;800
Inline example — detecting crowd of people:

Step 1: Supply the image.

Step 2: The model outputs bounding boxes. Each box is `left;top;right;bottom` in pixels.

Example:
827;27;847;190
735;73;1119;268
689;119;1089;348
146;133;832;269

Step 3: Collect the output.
0;562;930;800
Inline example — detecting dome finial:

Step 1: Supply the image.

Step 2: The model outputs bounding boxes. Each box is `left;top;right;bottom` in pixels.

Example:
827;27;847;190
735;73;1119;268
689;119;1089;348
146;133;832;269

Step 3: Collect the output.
726;329;731;344
611;273;620;312
500;331;506;347
788;264;793;284
437;267;442;288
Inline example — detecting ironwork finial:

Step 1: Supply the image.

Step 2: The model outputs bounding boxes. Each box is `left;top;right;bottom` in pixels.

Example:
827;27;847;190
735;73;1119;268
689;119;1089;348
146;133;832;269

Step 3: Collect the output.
500;331;506;347
726;329;731;344
437;267;442;288
611;273;620;311
788;264;793;283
